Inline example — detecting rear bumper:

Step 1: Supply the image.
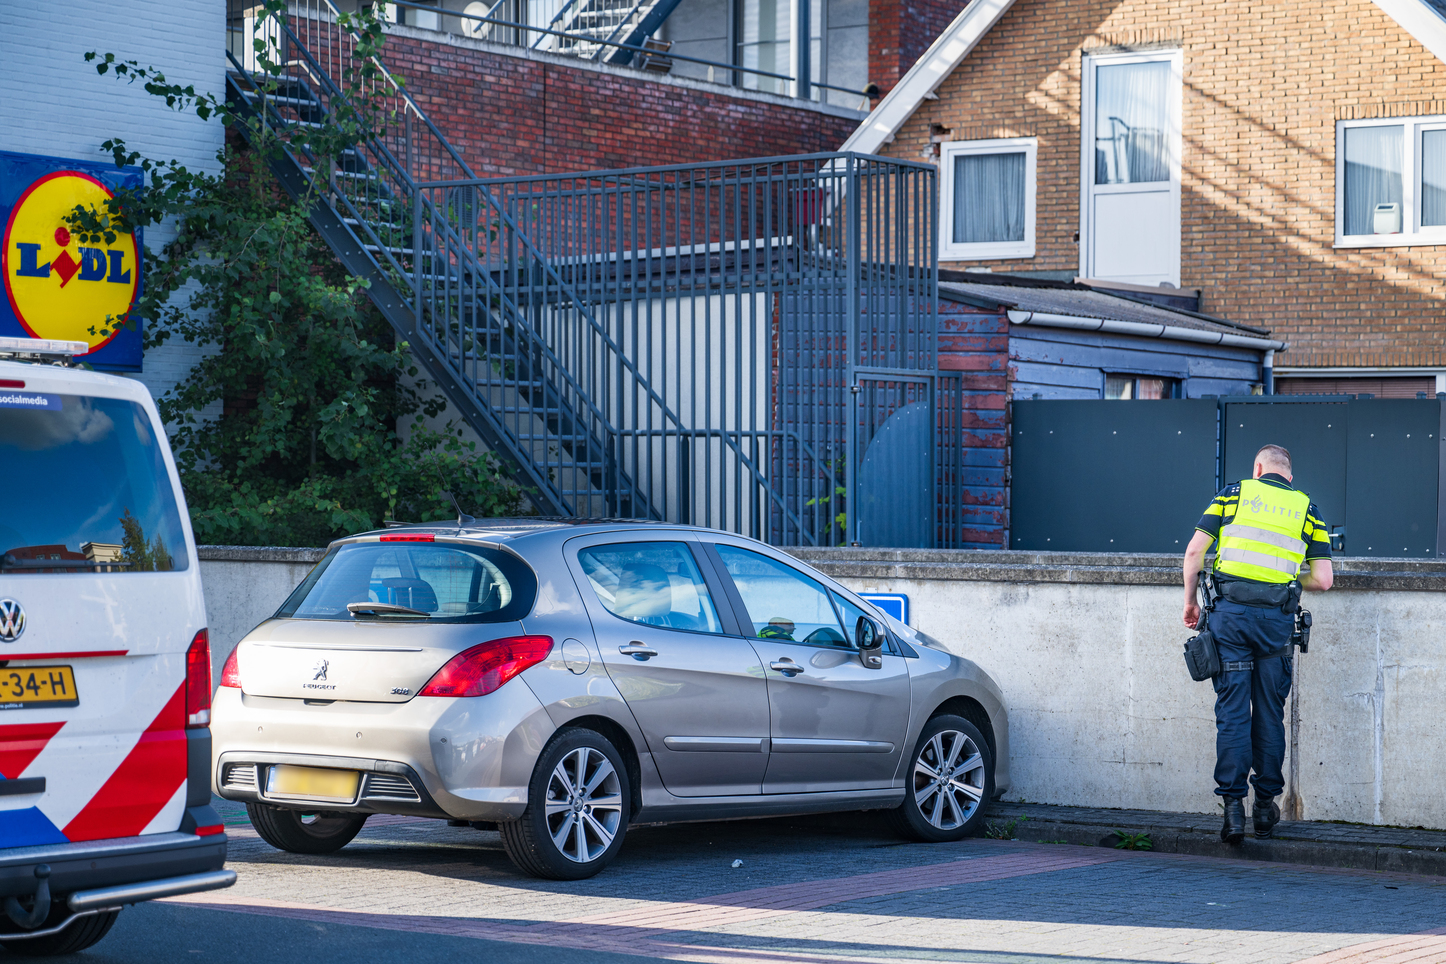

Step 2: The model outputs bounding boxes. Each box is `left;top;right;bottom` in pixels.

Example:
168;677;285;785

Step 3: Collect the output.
0;831;229;901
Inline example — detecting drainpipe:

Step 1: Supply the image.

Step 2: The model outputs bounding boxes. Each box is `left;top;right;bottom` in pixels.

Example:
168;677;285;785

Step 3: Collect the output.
1263;349;1275;395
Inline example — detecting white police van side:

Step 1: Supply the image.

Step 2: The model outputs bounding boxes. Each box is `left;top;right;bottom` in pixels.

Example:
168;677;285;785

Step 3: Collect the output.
0;338;233;955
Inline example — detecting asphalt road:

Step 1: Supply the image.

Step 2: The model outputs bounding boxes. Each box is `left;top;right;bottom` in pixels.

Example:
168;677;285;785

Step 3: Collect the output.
17;803;1446;964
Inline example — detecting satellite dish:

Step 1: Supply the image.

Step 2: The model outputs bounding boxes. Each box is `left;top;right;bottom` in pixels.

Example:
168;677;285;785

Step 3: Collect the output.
462;1;489;37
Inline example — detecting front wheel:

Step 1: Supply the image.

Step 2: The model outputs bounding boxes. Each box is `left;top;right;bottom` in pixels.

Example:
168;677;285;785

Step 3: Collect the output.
500;728;630;880
247;803;368;854
887;714;994;842
0;909;120;957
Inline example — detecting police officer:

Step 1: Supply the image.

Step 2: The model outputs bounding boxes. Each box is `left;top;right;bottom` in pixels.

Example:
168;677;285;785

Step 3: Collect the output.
1181;444;1333;844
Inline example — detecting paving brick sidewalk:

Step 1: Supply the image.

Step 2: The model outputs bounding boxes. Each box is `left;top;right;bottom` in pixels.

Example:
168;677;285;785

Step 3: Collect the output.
985;802;1446;876
194;800;1446;964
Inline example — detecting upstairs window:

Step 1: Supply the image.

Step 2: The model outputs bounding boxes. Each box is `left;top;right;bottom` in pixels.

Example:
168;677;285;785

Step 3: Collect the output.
1337;116;1446;246
939;137;1037;260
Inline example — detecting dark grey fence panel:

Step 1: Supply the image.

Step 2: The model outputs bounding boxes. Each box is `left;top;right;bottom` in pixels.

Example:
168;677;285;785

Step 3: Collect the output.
1017;397;1443;557
1223;400;1347;526
1344;399;1440;557
1011;400;1219;552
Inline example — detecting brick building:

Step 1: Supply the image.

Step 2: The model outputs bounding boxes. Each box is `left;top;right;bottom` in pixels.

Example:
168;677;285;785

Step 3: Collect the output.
844;0;1446;396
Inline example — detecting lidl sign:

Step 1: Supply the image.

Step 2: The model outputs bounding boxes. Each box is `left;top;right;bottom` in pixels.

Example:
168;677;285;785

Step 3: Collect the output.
1;151;143;370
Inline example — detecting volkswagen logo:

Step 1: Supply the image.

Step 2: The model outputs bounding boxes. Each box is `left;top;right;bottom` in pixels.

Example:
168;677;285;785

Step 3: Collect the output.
0;599;24;643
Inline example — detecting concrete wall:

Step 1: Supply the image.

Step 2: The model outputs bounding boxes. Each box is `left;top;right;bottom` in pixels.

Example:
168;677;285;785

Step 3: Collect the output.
195;544;1446;830
794;548;1446;830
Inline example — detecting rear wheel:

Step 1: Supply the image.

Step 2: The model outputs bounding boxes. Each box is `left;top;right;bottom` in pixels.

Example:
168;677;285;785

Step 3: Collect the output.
246;803;368;854
0;908;120;957
887;714;993;842
500;728;629;880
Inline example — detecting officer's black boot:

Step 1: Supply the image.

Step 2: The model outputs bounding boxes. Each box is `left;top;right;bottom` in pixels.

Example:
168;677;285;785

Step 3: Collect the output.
1253;795;1281;839
1220;797;1246;844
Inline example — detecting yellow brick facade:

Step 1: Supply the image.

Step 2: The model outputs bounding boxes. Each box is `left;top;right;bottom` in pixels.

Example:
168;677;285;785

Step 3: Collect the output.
885;0;1446;368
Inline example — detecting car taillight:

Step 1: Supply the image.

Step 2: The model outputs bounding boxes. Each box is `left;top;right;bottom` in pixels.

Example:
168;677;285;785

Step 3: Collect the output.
219;646;241;689
185;630;211;728
418;636;553;698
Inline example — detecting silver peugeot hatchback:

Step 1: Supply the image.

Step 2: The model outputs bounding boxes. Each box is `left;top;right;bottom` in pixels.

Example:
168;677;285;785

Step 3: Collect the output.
211;521;1010;879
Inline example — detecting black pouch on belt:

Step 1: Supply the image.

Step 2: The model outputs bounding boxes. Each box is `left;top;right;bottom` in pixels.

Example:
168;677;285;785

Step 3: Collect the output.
1215;574;1290;608
1184;624;1222;681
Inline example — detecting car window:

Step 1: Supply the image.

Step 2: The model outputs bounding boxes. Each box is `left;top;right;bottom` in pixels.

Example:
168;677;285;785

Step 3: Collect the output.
829;591;872;650
578;542;723;633
714;545;848;648
276;542;536;622
0;393;189;573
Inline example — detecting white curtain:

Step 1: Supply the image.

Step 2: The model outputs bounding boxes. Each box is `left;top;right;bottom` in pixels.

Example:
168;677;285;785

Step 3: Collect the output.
1422;130;1446;227
1343;125;1403;235
952;152;1026;244
737;0;791;95
1094;61;1171;185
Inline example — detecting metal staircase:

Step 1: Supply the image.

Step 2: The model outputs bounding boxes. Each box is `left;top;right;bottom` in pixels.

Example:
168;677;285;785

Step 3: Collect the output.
223;3;957;547
533;0;684;64
224;2;679;518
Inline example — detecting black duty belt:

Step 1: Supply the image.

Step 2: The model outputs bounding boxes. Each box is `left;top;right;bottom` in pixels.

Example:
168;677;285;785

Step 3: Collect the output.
1213;575;1302;613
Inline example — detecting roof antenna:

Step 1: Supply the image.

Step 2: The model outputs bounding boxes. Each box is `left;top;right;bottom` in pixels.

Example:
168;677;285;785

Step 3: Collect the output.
442;491;475;528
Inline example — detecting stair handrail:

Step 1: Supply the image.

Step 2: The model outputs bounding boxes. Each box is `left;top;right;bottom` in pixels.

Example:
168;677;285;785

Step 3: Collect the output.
259;7;692;435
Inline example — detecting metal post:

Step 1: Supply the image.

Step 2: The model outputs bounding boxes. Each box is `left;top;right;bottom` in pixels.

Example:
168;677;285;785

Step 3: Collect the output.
845;154;859;546
793;0;811;102
1263;348;1275;395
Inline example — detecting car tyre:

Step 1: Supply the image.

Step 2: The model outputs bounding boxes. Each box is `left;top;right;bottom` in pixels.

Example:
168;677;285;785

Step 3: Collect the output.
246;803;368;854
0;909;120;957
500;728;630;880
887;714;994;843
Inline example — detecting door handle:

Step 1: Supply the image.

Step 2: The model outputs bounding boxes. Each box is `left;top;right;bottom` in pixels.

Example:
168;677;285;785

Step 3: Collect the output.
619;643;658;661
769;659;803;677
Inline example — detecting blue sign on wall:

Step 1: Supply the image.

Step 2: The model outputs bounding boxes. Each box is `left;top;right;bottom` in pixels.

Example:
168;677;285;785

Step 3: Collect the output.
860;592;909;626
1;150;144;371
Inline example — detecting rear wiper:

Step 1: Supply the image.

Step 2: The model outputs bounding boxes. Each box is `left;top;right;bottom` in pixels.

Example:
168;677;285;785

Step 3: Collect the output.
346;601;430;618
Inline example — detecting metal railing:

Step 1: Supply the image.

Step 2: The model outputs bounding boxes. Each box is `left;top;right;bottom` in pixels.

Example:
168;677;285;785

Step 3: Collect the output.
229;0;867;102
464;153;950;545
225;2;960;545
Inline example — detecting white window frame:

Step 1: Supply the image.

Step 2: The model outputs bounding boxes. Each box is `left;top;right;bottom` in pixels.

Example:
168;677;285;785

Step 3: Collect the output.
1078;48;1183;286
938;137;1037;261
1335;115;1446;248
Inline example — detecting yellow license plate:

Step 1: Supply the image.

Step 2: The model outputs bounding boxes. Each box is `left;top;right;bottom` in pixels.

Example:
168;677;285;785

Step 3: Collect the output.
266;765;360;802
0;665;78;710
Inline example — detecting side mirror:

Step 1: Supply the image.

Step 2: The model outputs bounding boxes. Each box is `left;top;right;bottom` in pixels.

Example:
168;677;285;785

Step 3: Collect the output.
856;615;884;669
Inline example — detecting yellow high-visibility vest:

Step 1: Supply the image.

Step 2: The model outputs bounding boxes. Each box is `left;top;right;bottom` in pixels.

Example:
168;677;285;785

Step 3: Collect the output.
1213;479;1311;584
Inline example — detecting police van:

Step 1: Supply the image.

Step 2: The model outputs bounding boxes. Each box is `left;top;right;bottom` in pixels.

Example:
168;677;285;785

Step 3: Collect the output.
0;337;233;955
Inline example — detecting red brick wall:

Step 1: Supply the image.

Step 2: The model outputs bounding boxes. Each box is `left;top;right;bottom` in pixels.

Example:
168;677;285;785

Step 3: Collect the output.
869;0;971;98
381;31;860;176
938;300;1009;547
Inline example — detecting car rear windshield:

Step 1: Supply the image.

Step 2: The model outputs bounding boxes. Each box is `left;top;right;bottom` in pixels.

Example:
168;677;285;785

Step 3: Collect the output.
0;393;189;574
276;541;537;622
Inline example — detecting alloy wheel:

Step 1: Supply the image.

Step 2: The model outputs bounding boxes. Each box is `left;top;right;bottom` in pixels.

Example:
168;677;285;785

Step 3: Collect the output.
544;746;624;863
911;729;986;830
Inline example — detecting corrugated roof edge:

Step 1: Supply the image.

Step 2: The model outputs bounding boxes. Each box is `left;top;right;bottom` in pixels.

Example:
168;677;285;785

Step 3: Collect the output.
936;271;1271;337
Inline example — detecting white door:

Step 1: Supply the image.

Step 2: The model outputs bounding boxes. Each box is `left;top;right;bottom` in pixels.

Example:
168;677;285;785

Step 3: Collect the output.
1081;50;1183;286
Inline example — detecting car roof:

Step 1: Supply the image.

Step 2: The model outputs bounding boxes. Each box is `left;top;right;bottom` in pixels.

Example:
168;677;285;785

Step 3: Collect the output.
337;517;717;549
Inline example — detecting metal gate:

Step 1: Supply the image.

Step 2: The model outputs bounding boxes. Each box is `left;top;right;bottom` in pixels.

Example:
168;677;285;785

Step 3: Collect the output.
1012;396;1445;557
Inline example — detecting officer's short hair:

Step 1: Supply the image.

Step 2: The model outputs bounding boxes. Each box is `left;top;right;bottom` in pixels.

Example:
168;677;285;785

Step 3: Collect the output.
1255;444;1292;472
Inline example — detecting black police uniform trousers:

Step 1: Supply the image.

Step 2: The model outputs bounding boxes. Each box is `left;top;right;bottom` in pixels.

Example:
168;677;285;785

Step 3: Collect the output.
1209;599;1295;801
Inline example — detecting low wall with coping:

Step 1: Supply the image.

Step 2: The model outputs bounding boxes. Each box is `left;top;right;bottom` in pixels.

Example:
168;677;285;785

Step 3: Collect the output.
198;544;1446;830
792;548;1446;830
